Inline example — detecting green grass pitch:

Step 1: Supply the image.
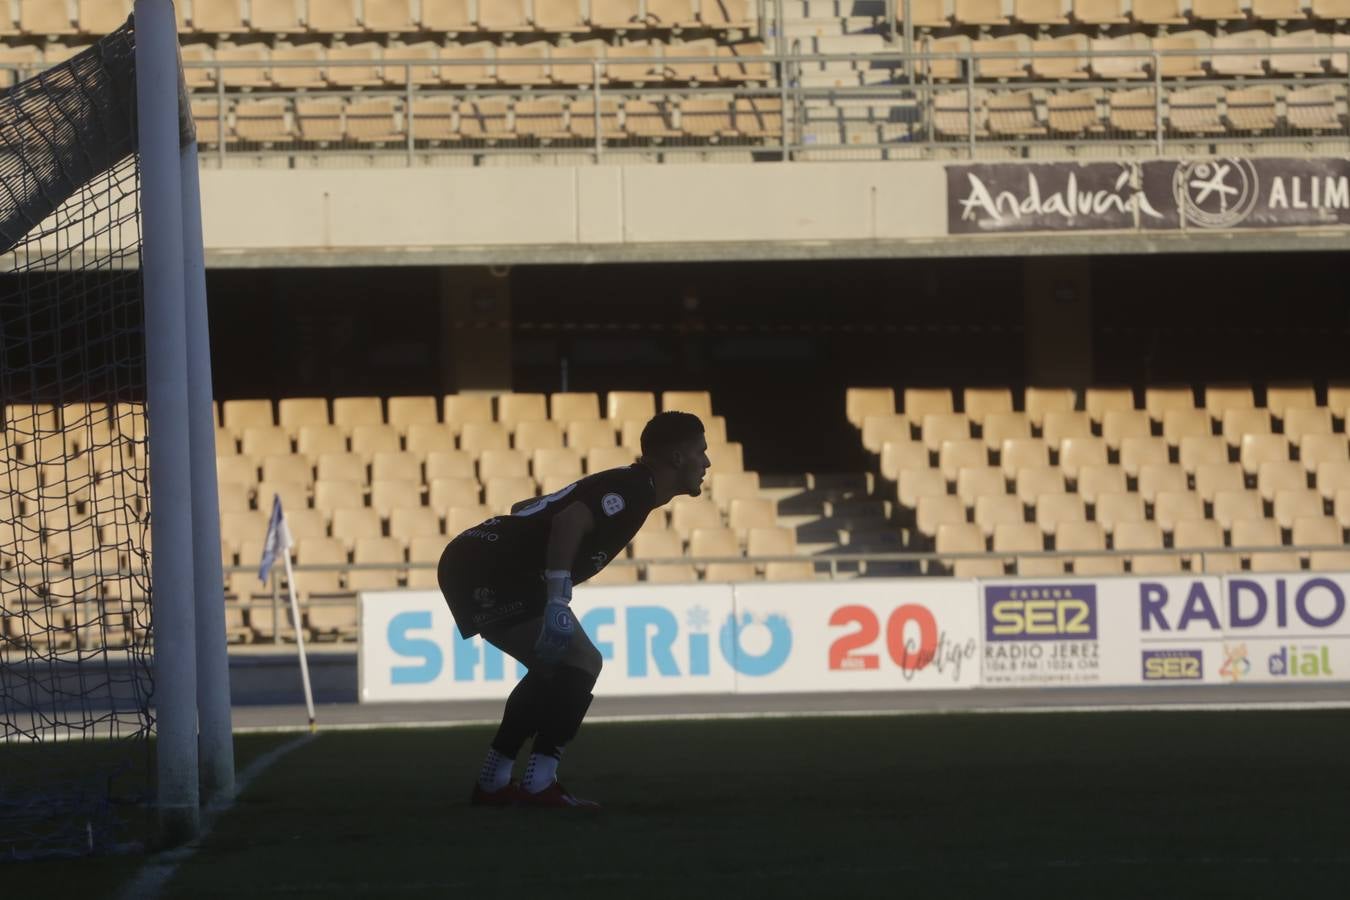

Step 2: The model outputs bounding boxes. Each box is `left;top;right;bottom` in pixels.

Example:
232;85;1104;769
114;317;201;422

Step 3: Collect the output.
8;709;1350;898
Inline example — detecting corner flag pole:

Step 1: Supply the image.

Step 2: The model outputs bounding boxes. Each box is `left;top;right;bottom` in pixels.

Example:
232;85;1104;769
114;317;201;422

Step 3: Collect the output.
259;496;317;731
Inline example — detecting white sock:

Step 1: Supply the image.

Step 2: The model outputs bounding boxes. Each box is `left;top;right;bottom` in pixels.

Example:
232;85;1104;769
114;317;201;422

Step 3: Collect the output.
522;752;560;794
477;747;514;792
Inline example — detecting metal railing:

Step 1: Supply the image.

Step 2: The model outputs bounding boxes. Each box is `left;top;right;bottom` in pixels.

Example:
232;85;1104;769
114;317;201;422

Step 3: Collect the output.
3;43;1348;165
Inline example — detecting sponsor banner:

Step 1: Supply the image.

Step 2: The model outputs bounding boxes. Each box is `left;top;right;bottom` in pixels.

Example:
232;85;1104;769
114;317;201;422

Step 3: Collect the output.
1130;576;1228;685
359;585;738;702
732;579;980;694
1215;574;1350;684
947;157;1350;235
980;579;1139;687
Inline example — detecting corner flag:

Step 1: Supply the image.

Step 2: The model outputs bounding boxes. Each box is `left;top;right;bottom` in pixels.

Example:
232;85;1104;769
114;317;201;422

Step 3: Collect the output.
258;493;292;584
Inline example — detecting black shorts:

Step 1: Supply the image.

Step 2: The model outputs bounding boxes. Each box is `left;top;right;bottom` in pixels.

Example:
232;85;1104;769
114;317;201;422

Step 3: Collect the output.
437;535;546;638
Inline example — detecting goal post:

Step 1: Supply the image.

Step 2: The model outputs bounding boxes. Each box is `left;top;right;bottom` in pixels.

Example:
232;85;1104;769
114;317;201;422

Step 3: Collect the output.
0;4;233;856
134;0;236;842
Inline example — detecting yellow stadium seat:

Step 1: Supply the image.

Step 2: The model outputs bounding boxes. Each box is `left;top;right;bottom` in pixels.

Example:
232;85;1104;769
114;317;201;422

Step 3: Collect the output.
278;398;329;436
1094;492;1145;536
660;391;713;421
370;480;423;518
1153;491;1204;533
497;394;548;431
406;536;444;588
921;413;969;452
532;448;583;487
1240;434;1288;474
406;423;457;456
710;471;758;512
1234;518;1298;572
241;426;292;458
1119;437;1169;479
315;453;367;486
1034;492;1085;535
1257;460;1306;501
728;498;776;541
1316;459;1350;500
479;448;530;481
1000;437;1049;478
963;388;1013;426
607;391;656;423
217;455;259;486
1101;410;1151;450
747;526;796;558
917;494;967;538
881;440;930;482
1015;465;1064;505
485;476;536;514
1273;489;1325;530
514;420;564;454
1138;464;1187;503
1058;437;1107;480
261;454;314;487
1212;490;1263;532
1086;387;1135;424
1076;464;1125;504
939;439;987;481
333;397;384;428
350;424;401;462
428;477;482;510
297;424;348;461
1025;387;1075;428
1174;519;1237;573
1221;408;1272;448
705;442;744;475
898;468;947;509
1178;435;1229;474
368;451;418;484
1265;384;1316;419
974;494;1024;537
1113;521;1177;574
903;388;954;420
956;467;1007;508
1060;522;1123;575
982;411;1030;451
587;446;637;473
347;537;405;593
387;396;439;435
862;415;911;455
443;394;495;434
460;422;511;453
1194;463;1244;502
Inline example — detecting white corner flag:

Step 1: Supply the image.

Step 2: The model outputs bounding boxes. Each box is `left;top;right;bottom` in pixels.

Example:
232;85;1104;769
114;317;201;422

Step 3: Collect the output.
257;494;316;731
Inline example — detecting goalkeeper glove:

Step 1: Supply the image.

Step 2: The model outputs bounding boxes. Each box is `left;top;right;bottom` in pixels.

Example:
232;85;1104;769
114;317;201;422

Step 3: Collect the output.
535;570;575;663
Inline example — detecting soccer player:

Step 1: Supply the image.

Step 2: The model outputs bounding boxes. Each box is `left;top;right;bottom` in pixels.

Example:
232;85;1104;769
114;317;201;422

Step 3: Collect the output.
438;410;710;808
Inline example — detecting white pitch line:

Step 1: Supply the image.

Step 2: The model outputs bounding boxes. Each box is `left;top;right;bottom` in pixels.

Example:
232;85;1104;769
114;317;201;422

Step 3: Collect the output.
118;732;320;900
230;698;1350;735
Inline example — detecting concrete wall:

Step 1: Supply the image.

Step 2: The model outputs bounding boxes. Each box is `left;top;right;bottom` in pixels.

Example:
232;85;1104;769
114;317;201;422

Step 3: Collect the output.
196;160;1350;267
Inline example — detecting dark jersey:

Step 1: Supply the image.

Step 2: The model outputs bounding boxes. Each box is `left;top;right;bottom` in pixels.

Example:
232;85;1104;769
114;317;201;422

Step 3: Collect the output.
439;464;657;635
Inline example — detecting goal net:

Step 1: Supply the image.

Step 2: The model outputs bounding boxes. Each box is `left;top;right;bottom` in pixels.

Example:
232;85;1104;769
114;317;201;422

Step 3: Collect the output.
0;20;156;859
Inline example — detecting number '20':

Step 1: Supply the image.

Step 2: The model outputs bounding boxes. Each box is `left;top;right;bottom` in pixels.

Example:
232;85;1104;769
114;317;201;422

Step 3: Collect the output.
828;604;937;672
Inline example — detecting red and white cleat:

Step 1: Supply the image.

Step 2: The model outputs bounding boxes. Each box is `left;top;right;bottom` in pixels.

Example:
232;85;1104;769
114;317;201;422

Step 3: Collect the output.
470;782;522;807
516;782;601;809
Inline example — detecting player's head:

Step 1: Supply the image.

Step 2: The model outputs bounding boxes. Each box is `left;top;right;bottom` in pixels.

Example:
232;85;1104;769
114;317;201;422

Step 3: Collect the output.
639;411;709;497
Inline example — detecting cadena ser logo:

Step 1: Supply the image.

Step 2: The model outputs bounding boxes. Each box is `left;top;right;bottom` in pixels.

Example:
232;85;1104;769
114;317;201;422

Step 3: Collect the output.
1141;649;1203;681
985;585;1097;641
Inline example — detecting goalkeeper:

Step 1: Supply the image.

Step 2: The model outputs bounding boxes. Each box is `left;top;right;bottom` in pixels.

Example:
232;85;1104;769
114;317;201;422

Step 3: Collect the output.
438;411;709;809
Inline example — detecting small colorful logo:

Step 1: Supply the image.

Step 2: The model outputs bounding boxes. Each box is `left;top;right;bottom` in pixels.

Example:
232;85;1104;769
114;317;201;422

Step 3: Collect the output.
1219;643;1250;682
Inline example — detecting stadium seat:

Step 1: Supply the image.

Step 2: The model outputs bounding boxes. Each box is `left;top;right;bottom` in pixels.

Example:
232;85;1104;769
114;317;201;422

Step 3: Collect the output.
406;424;457;456
983;412;1030;451
330;397;382;429
1076;464;1125;504
590;563;639;585
956;466;1007;507
1137;464;1187;503
902;388;953;421
1174;519;1237;573
484;476;536;514
460;422;511;454
934;89;988;139
1273;489;1325;530
1011;462;1062;503
1194;463;1244;502
923;35;971;82
1045;88;1103;134
242;426;292;458
422;450;474;481
962;388;1013;425
550;39;606;84
917;494;967;538
1058;437;1107;480
497;43;551;85
1153;491;1204;533
444;51;496;90
711;471;759;512
997;523;1062;576
705;441;744;476
478;0;529;31
863;415;911;454
1266;384;1316;418
262;454;314;488
1073;0;1129;20
1241;435;1290;475
1212;489;1263;532
1269;31;1329;75
898;467;948;508
295;97;345;143
1090;34;1150;79
479;448;531;481
1283;407;1333;444
532;448;583;486
251;0;305;31
429;477;481;509
278;398;329;436
1178;436;1229;474
1286;85;1346;132
441;505;488;535
443;394;495;434
293;536;347;602
661;390;713;420
564;420;617;453
1154;32;1213;78
1102;410;1151;450
78;0;133;33
727;498;777;542
1042;412;1091;448
1095;492;1146;535
937;523;1001;577
19;0;77;33
223;399;275;436
1190;0;1247;18
1169;86;1225;135
976;36;1032;81
974;493;1024;537
364;0;417;31
763;560;817;582
217;454;260;486
690;525;742;574
1024;388;1075;429
1131;0;1189;21
1162;409;1211;447
347;537;406;593
388;506;440;544
608;390;656;424
535;0;587;31
1309;446;1350;486
1086;388;1135;425
331;507;382;550
669;495;721;539
1202;384;1255;421
1059;522;1122;576
1145;386;1194;421
218;482;253;514
311;453;364;488
1252;0;1306;15
939;439;987;481
1212;32;1270;77
407;536;445;588
1035;492;1085;535
1004;437;1053;477
350;424;401;463
370;479;423;518
297;424;348;461
1115;521;1179;574
1234;518;1297;572
420;0;475;31
1257;461;1308;502
1018;0;1070;25
747;526;796;558
270;44;326;90
587;446;637;472
921;413;969;452
1222;408;1272;447
514;420;564;454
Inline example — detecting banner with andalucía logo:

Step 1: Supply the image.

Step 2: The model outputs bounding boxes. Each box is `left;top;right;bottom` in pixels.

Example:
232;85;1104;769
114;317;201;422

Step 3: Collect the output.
946;157;1350;234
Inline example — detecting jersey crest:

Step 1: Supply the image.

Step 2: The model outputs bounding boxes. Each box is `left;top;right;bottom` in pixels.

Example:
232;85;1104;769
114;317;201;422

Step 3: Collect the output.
601;493;625;516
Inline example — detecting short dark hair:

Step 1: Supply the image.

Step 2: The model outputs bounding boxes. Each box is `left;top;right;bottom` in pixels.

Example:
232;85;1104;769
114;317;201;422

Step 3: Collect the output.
640;411;704;457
